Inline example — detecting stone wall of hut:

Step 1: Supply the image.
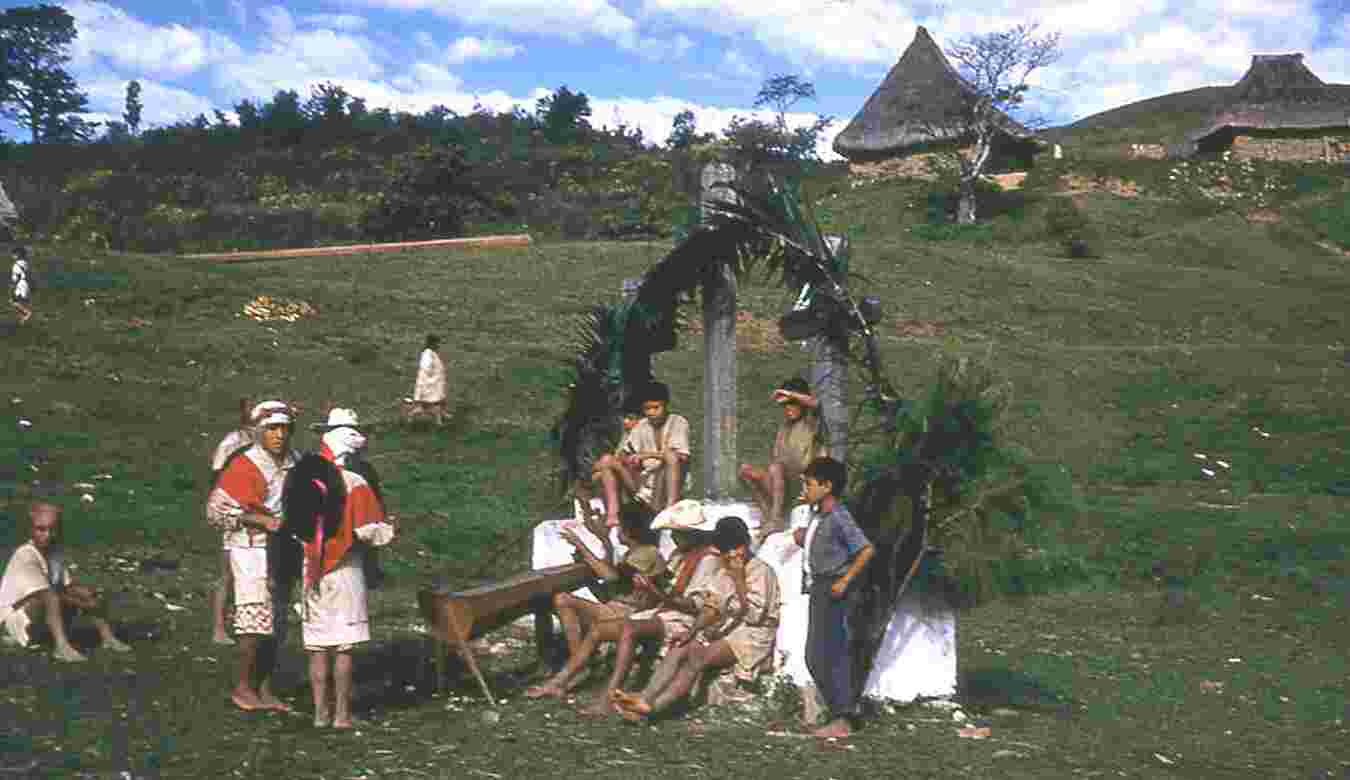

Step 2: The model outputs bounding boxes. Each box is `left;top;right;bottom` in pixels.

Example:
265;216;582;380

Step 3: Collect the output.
1229;130;1350;163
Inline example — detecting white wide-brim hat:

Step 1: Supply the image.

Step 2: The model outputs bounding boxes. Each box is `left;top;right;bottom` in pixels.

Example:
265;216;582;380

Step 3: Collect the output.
320;407;361;430
650;499;716;532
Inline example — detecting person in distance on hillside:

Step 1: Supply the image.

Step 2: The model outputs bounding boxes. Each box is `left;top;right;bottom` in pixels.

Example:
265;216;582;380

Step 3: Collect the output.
0;502;133;661
408;334;448;425
739;376;828;534
10;246;32;324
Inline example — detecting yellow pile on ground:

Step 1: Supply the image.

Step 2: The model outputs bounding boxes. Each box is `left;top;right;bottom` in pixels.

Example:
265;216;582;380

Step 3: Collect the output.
240;295;318;322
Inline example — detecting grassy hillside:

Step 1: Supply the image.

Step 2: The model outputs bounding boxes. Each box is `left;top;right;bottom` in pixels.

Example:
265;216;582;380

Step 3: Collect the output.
1;167;1348;778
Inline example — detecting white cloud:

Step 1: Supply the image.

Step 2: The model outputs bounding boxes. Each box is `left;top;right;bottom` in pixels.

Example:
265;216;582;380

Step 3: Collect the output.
299;13;370;32
350;0;640;47
445;36;523;64
63;0;241;77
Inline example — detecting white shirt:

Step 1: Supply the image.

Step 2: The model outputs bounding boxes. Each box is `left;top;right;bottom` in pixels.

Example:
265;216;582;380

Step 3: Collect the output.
414;348;447;403
11;259;29;299
801;508;823;588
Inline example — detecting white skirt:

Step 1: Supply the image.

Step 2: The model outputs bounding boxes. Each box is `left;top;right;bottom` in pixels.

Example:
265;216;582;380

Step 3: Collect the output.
302;553;370;649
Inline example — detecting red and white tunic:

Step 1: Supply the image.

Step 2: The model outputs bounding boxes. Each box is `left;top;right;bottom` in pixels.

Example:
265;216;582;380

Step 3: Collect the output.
206;445;298;636
301;452;393;650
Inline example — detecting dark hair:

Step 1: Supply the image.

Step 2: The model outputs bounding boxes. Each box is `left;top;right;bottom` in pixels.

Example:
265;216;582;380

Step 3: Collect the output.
621;397;643;417
619;502;658;545
425;334;441;349
12;246;27;260
639;382;670;403
779;376;811;396
713;516;751;553
803;456;847;497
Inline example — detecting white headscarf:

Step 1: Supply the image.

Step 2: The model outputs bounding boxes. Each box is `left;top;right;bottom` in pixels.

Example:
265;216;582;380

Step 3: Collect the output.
322;426;368;466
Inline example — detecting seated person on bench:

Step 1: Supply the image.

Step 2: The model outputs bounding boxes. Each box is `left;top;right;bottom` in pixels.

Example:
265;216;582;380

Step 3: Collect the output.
0;502;132;662
591;382;690;528
613;515;778;722
576;500;724;716
738;376;827;534
526;503;664;699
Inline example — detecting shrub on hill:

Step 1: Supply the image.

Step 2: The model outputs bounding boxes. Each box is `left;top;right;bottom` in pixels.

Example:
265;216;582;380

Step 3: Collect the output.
1044;197;1101;258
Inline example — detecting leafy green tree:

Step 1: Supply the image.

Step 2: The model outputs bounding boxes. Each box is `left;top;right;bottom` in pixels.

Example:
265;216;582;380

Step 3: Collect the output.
666;109;714;149
304;81;349;125
0;4;91;143
362;144;479;240
754;73;816;131
123;79;142;135
535;85;591;144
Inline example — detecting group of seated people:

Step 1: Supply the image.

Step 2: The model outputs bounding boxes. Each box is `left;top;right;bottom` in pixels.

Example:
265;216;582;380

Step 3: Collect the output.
580;375;828;535
532;375;873;738
527;500;779;724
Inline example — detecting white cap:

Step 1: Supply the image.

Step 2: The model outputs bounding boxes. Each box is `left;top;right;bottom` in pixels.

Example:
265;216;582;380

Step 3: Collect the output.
650;499;715;531
322;407;361;430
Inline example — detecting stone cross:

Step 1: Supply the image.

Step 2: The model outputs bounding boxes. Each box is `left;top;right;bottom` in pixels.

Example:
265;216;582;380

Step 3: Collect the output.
700;162;740;500
810;235;851;462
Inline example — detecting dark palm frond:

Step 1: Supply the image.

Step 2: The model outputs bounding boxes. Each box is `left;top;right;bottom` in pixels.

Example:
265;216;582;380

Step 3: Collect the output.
552;304;626;492
276;453;347;592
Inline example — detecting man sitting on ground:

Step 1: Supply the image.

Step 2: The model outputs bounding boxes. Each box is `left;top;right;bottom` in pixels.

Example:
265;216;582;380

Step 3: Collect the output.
0;502;132;661
525;503;665;699
739;377;827;534
591;382;690;528
612;515;779;722
576;499;723;716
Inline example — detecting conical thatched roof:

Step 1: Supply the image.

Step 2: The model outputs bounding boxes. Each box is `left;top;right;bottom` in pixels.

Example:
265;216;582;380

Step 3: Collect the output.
833;26;1033;161
1188;54;1350;145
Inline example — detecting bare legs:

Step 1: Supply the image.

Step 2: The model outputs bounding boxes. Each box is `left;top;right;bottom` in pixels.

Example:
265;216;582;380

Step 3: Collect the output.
592;454;640;528
232;636;289;712
19;586;130;662
583;618;664;715
613;639;737;721
739;462;788;531
525;617;626;699
212;552;235;645
308;649;356;727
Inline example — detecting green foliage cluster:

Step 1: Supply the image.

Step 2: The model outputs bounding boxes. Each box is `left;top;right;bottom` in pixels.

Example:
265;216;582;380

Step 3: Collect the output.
1043;197;1100;257
1301;191;1350;249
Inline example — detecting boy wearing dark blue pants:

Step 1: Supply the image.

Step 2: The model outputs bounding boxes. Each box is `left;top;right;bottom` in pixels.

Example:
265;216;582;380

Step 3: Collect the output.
793;456;875;739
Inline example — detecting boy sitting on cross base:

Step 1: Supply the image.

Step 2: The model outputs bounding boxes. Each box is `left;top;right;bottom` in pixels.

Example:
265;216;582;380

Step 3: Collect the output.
739;376;828;534
591;381;691;528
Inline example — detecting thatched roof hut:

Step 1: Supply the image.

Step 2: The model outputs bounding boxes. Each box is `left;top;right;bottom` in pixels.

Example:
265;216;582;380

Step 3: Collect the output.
833;26;1038;162
1185;54;1350;158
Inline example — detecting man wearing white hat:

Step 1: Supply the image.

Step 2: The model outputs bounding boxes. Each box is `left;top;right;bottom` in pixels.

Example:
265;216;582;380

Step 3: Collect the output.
579;499;724;716
206;400;299;712
306;407;396;729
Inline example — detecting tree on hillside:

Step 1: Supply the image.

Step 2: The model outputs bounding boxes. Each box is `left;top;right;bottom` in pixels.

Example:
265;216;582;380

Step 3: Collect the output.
304;81;350;126
0;4;92;143
123;79;142;135
754;73;816;132
666;109;714;149
722;73;832;174
936;23;1060;224
535;85;591;144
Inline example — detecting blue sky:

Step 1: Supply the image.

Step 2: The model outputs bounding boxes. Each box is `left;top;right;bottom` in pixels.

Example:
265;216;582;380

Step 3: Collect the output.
6;0;1350;157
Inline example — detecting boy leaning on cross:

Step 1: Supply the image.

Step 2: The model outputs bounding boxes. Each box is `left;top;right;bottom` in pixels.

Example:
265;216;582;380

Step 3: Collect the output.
792;456;875;740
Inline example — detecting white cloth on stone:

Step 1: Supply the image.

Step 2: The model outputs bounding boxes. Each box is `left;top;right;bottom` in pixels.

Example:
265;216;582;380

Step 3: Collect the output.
861;590;958;703
530;499;625;603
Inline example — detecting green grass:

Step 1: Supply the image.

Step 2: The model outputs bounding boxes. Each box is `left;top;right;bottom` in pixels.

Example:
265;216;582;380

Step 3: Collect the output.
1;166;1348;778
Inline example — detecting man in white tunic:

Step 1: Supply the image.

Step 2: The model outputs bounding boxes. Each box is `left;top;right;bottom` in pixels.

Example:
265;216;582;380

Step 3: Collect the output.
10;246;32;324
306;408;395;729
206;402;299;712
0;502;132;661
409;334;448;424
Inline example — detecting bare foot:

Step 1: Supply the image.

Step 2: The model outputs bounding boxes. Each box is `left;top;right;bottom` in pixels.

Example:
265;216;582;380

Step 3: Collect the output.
525;683;565;700
102;638;133;653
332;717;366;730
578;696;616;717
231;690;265;711
812;719;852;740
51;645;88;663
313;712;332;728
610;689;646;712
212;634;236;646
258;695;294;713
